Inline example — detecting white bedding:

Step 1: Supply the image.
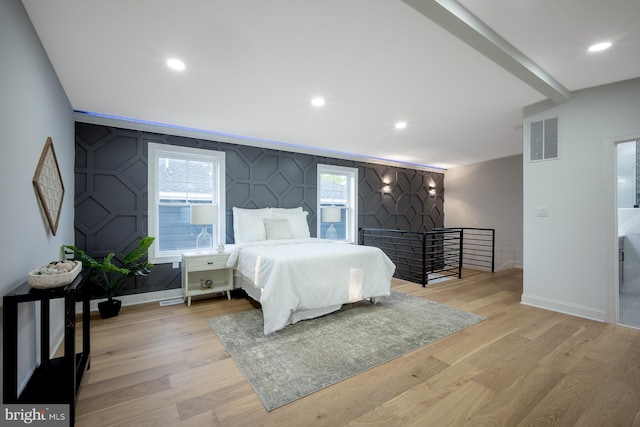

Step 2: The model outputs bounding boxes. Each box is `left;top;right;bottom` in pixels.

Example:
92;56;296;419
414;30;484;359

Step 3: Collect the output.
226;238;396;334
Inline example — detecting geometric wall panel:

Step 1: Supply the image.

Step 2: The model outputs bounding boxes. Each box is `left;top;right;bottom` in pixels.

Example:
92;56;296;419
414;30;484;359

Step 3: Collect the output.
94;175;136;210
121;159;148;190
93;216;136;253
75;196;110;229
75;122;445;296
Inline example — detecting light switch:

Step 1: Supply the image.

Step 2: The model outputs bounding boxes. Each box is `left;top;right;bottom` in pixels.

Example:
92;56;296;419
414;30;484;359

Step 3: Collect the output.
536;207;549;217
172;262;179;269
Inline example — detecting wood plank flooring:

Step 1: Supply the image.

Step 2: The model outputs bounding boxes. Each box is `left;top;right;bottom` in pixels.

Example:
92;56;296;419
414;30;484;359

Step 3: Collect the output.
73;269;640;426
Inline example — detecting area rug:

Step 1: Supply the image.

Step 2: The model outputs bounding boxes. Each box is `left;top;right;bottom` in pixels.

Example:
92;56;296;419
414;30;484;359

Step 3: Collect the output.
207;291;484;411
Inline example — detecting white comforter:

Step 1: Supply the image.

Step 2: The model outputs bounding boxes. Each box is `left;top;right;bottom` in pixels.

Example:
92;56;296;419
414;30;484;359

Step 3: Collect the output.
226;238;396;334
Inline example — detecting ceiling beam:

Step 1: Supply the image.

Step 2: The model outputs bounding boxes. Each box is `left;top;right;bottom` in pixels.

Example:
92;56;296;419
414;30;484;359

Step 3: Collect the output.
402;0;570;104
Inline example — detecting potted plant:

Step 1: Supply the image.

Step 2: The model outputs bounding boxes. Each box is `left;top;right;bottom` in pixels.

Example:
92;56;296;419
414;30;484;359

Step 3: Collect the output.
64;236;154;318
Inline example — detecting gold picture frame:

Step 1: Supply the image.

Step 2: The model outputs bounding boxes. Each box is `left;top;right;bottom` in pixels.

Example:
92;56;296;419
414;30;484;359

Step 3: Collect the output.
33;137;65;235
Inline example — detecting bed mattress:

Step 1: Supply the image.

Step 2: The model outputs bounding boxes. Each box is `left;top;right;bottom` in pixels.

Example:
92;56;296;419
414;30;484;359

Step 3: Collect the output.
227;238;395;334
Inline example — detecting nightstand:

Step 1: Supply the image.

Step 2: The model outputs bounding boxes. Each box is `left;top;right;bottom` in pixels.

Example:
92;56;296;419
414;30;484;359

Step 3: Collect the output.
181;252;233;306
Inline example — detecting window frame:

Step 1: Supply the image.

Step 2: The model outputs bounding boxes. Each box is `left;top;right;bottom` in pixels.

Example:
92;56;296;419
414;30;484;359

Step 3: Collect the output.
528;117;559;162
317;164;358;243
148;142;226;264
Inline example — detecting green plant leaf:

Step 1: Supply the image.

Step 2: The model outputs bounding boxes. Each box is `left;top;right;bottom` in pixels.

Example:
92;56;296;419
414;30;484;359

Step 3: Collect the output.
62;237;155;302
123;236;155;265
63;245;99;269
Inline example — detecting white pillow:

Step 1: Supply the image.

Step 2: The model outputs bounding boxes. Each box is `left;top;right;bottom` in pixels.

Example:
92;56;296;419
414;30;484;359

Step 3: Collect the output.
271;207;303;214
263;218;294;240
232;207;272;243
272;210;310;238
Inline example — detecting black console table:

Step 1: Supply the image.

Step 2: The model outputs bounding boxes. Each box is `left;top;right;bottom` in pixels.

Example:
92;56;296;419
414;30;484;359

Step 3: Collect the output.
3;271;90;426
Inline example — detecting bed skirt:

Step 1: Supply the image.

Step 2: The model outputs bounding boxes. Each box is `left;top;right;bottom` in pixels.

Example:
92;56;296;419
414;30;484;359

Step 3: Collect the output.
233;272;343;327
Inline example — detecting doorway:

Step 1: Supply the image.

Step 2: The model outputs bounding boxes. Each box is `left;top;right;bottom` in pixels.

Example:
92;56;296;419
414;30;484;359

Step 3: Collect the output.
617;140;640;328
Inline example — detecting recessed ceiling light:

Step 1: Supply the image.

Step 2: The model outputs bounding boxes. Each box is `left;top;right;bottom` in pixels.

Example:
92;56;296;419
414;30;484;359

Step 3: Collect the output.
311;97;325;107
588;42;612;52
395;121;407;129
166;58;186;71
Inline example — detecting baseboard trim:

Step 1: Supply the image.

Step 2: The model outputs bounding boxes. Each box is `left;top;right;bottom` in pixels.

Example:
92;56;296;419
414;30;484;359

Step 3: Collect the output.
521;294;606;322
495;260;523;271
76;289;183;313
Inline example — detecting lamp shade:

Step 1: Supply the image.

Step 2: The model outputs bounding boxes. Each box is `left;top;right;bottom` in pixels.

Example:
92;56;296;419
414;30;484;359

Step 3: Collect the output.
322;206;342;223
190;205;218;225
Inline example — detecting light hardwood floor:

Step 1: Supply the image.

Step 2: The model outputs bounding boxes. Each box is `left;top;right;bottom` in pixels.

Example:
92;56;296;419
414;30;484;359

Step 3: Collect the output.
74;269;640;426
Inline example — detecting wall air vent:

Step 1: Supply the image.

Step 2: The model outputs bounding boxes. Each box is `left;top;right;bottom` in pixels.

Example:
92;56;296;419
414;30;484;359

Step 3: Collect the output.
530;117;558;161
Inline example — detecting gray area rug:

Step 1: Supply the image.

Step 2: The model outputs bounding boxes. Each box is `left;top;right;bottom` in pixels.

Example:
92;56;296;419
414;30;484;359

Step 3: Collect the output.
208;291;484;411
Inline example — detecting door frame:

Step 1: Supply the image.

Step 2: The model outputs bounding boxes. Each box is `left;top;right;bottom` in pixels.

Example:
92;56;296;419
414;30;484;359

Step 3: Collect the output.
606;133;640;325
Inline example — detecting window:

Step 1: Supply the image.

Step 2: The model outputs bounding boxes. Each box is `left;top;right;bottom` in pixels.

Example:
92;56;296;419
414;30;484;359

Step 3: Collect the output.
529;117;558;161
148;143;225;263
317;164;358;243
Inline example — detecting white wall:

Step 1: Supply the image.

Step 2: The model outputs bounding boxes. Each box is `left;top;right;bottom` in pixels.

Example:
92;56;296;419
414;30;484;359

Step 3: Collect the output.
445;154;523;270
0;0;74;401
522;78;640;322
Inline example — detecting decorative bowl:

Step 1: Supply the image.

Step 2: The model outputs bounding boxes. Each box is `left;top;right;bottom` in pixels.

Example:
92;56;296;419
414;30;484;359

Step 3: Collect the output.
27;261;82;289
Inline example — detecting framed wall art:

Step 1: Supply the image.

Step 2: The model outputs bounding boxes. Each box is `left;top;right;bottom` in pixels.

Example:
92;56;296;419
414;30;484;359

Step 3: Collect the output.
33;137;65;235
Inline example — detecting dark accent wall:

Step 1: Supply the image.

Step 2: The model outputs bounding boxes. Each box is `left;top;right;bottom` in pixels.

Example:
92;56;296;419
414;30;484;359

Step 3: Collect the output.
74;122;444;296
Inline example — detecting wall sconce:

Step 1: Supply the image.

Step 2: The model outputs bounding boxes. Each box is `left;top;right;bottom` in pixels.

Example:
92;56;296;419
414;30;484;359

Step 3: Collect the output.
428;186;437;196
382;176;393;193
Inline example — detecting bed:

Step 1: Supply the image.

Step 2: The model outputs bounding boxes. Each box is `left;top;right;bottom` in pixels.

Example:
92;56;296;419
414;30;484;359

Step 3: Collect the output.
227;207;396;334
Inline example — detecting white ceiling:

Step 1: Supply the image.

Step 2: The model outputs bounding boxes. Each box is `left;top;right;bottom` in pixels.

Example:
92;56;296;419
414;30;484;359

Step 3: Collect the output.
21;0;640;170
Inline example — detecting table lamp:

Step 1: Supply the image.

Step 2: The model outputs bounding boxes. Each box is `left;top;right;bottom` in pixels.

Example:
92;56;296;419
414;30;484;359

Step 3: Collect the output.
190;205;218;251
322;206;342;240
